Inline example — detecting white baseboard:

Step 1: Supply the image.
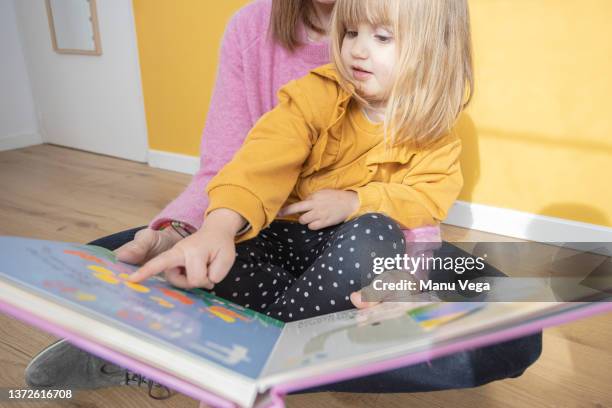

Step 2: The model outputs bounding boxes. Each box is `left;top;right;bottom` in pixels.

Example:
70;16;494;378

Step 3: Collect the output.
446;200;612;247
146;149;612;245
147;149;199;175
0;132;43;152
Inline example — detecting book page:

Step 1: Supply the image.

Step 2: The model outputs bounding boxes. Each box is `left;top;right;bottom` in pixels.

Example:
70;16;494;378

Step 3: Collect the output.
0;236;284;380
259;300;561;385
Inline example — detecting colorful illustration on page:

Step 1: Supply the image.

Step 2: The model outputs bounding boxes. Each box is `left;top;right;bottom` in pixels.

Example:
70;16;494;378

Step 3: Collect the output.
407;302;483;330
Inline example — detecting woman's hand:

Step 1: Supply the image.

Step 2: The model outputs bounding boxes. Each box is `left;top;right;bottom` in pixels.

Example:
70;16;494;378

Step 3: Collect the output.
127;209;245;289
115;227;183;266
278;189;359;230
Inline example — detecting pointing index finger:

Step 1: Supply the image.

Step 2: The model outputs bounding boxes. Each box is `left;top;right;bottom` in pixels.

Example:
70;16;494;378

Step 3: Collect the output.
127;249;184;283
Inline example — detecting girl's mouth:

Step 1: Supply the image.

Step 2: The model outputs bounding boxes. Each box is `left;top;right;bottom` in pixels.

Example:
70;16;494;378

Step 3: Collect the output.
351;66;372;80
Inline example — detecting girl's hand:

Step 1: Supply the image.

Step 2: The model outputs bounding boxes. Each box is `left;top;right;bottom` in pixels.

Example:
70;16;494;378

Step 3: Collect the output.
351;269;432;309
350;290;381;309
278;189;359;230
115;227;183;265
127;209;244;289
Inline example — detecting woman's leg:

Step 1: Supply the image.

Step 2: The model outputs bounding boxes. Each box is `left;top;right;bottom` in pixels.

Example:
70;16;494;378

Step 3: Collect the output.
298;331;542;393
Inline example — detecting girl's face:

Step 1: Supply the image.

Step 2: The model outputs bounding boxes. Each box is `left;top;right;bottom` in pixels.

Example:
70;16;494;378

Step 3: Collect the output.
340;22;396;105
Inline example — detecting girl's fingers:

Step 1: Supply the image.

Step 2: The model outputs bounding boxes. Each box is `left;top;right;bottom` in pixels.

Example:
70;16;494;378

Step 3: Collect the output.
207;248;235;285
350;290;381;309
279;200;314;216
185;250;211;288
128;249;184;283
307;220;324;230
164;267;190;288
298;210;319;225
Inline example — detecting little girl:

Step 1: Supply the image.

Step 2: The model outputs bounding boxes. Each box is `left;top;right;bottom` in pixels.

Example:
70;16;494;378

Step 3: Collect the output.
130;0;473;322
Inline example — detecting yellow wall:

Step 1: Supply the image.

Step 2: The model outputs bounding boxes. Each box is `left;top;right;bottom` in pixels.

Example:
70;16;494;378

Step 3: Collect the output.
132;0;249;155
462;0;612;227
133;0;612;228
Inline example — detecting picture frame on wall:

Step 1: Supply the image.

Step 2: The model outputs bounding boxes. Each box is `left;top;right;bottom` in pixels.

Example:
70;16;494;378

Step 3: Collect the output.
45;0;102;55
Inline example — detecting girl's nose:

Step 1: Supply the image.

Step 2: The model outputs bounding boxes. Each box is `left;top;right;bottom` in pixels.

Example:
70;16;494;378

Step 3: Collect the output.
351;37;369;59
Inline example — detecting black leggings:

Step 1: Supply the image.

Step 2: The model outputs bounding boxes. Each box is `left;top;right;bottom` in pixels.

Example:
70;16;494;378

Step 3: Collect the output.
210;213;405;321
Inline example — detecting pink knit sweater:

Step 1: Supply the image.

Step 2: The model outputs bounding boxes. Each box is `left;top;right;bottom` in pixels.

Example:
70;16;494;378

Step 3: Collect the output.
149;0;441;244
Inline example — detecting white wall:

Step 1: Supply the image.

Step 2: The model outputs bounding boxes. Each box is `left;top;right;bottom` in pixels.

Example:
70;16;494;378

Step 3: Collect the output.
0;0;41;151
13;0;148;162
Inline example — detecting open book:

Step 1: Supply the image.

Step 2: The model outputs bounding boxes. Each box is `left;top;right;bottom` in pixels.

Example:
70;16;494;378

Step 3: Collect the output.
1;236;610;408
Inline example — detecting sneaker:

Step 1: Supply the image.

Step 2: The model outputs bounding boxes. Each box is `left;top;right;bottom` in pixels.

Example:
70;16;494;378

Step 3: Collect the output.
25;339;172;399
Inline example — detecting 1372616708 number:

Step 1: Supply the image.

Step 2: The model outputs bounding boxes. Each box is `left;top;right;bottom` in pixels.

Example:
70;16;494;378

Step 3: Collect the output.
2;388;73;400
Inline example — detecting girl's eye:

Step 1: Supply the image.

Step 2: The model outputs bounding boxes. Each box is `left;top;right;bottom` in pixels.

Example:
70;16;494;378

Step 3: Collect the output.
375;35;392;43
345;30;358;38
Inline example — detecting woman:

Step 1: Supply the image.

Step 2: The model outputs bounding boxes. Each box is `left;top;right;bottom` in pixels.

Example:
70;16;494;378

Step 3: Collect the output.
25;0;541;399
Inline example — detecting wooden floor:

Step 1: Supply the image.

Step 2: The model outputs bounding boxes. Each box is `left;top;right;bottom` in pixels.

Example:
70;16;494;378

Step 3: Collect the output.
0;144;610;408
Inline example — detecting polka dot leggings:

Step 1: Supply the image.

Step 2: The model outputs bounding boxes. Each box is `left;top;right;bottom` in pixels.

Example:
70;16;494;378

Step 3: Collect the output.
208;213;406;322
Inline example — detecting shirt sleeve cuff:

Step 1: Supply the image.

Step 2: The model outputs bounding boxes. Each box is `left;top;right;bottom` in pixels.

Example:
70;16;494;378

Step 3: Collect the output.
206;185;266;239
346;186;381;220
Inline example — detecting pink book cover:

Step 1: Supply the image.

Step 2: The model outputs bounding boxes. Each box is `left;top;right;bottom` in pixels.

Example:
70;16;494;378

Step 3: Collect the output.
1;236;610;408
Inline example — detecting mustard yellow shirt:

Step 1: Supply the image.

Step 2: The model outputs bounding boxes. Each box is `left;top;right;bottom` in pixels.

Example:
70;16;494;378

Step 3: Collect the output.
206;64;463;242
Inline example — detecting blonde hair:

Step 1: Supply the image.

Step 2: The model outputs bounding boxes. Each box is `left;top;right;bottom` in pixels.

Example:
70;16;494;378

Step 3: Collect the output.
269;0;326;52
330;0;474;148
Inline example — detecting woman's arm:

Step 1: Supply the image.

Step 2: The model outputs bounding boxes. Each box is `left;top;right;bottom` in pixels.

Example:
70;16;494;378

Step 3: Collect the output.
149;13;253;231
